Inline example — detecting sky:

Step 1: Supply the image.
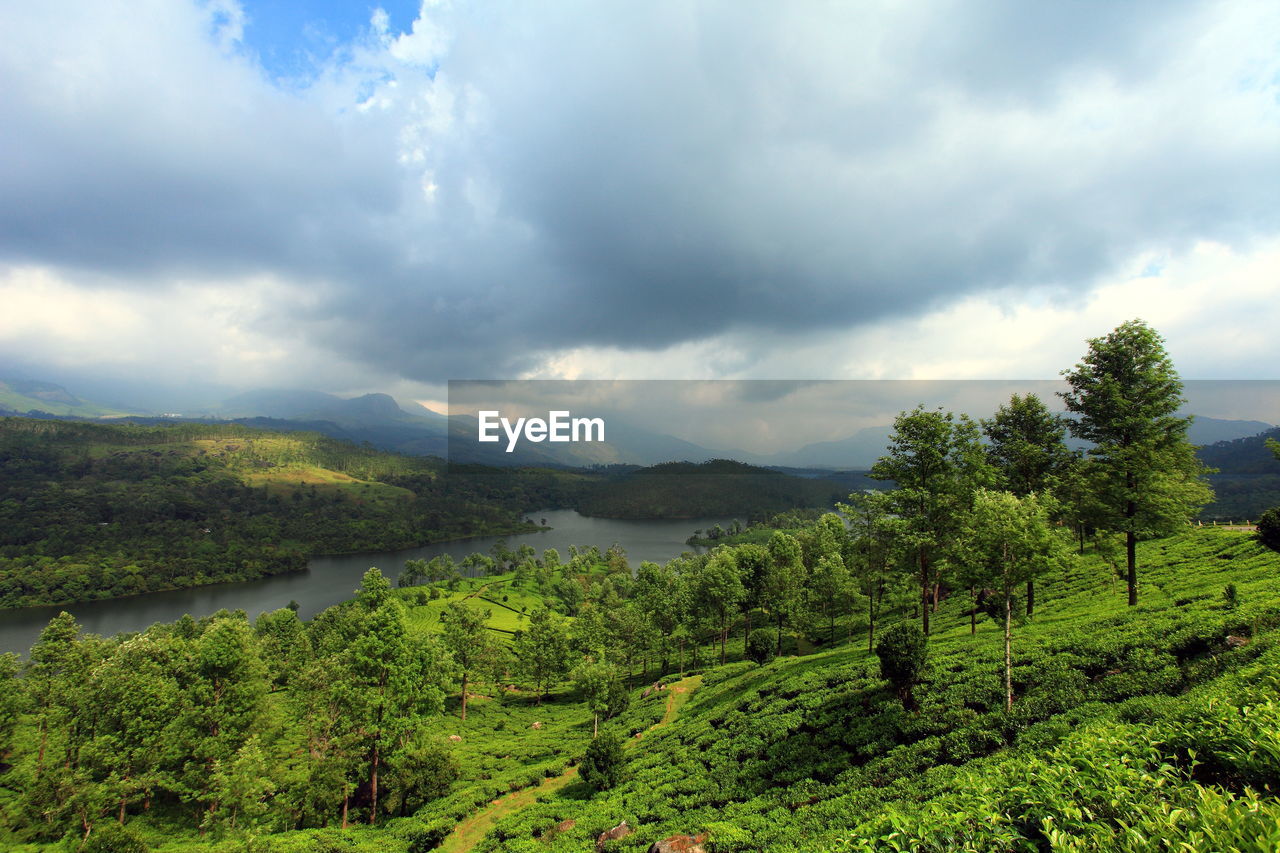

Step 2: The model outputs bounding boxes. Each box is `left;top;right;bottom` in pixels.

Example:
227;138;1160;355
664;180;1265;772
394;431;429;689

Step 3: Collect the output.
2;0;1279;411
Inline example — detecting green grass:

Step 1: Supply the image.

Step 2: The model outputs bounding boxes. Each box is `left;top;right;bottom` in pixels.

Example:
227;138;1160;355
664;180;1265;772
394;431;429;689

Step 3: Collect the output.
401;574;549;637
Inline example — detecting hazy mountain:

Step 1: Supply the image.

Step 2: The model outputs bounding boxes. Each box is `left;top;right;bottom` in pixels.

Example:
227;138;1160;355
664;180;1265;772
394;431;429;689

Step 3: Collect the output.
11;377;1275;473
754;425;897;470
0;378;129;418
1186;416;1275;446
219;388;344;419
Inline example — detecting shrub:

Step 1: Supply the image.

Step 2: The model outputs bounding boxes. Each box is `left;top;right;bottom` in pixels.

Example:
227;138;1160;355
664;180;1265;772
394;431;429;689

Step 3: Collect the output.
396;818;456;853
603;676;630;720
1258;507;1280;551
875;622;928;711
1224;583;1240;609
78;824;148;853
580;729;626;791
747;628;779;665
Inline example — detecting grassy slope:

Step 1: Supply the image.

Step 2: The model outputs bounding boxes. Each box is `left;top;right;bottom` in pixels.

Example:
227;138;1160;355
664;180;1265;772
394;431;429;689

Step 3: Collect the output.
402;575;545;636
466;529;1280;852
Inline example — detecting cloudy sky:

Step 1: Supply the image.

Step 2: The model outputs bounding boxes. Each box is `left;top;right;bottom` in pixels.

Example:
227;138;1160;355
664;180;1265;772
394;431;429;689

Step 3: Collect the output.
2;0;1278;409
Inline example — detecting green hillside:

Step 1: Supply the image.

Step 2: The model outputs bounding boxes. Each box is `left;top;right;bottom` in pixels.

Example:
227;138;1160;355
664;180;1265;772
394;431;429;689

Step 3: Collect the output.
3;525;1278;852
576;459;845;519
469;529;1280;852
0;380;128;418
0;418;552;608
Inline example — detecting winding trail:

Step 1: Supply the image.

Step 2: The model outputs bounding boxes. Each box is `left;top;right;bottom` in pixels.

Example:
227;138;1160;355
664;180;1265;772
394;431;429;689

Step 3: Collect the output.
438;674;703;853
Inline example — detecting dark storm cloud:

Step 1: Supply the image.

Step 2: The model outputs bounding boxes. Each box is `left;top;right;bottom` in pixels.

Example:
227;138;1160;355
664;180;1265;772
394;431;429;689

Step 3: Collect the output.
2;0;1278;382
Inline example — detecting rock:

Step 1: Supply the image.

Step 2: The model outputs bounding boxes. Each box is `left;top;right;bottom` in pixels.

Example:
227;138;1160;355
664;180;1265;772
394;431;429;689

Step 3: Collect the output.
531;721;543;729
596;820;632;851
539;819;576;841
648;834;707;853
448;734;462;742
1226;634;1249;648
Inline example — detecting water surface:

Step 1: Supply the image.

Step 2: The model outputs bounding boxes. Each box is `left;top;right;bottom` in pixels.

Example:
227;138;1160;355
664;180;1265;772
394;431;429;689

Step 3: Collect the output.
0;510;727;656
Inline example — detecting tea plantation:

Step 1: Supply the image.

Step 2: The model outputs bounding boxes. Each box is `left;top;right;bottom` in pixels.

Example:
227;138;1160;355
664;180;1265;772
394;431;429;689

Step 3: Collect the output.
455;529;1280;852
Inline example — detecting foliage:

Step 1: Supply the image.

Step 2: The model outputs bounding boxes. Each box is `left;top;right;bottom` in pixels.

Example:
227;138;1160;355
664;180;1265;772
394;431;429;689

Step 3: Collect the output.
1059;319;1215;605
1259;506;1280;551
512;609;571;703
579;730;626;791
746;628;778;665
870;406;993;635
0;418;542;608
575;459;842;520
952;490;1072;710
875;622;928;712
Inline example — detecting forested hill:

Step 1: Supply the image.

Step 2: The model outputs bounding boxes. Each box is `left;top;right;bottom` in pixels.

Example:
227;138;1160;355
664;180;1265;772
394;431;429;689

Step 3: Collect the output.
1198;426;1280;520
574;459;846;519
0;417;560;608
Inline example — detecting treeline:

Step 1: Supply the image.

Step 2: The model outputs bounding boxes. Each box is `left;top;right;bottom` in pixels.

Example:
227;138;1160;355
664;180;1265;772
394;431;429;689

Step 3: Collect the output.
0;419;556;608
0;572;457;844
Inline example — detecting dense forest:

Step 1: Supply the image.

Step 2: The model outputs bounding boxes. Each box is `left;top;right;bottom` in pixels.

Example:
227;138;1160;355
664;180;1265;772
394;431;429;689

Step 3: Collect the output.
0;420;556;608
2;321;1280;852
573;460;847;520
0;421;850;610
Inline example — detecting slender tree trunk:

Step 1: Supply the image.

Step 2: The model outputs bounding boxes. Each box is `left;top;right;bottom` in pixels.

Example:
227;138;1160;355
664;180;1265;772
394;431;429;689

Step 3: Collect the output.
369;743;380;824
1005;587;1013;712
776;611;784;656
867;575;882;649
36;720;47;777
970;587;977;634
720;622;728;665
1026;580;1035;617
460;670;469;721
919;549;930;636
1126;525;1137;606
341;795;349;829
119;797;127;825
593;713;598;739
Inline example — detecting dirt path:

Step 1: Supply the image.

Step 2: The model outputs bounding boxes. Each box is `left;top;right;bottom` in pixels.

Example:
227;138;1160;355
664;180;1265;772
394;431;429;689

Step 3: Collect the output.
438;674;702;853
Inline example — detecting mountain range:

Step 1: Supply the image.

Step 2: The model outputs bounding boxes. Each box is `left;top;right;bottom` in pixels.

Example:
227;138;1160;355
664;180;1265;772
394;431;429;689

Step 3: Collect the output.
1;378;1275;471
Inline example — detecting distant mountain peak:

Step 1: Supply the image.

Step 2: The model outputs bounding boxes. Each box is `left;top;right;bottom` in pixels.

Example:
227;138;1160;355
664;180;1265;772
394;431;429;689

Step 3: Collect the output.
332;393;404;418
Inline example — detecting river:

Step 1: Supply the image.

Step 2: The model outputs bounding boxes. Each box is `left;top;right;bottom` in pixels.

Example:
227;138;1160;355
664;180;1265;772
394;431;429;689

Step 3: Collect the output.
0;509;730;656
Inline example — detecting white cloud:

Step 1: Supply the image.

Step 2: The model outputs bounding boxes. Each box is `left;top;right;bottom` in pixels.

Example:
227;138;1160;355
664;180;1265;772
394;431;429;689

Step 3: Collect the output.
1;0;1278;392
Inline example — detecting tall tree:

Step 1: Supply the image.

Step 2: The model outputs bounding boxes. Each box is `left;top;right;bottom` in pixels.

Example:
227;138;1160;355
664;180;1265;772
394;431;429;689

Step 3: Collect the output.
733;544;771;646
696;549;746;665
328;569;449;825
982;393;1073;615
439;602;498;722
177;616;268;833
763;533;808;655
573;659;624;738
1060;320;1214;605
634;559;696;675
512;608;571;704
953;490;1069;711
871;407;994;635
840;491;906;650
